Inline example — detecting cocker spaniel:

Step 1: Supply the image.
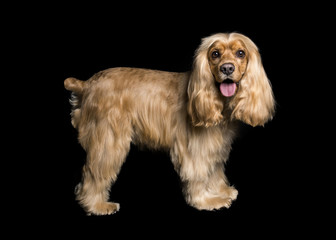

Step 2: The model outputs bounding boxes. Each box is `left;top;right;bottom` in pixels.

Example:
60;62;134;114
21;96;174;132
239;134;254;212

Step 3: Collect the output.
64;33;275;215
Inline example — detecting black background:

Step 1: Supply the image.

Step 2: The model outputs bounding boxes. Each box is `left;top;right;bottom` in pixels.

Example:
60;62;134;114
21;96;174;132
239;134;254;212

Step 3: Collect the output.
9;2;331;237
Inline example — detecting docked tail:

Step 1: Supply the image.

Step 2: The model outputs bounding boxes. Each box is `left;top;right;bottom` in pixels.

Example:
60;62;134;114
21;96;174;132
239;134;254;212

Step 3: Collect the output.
64;77;85;94
64;77;85;128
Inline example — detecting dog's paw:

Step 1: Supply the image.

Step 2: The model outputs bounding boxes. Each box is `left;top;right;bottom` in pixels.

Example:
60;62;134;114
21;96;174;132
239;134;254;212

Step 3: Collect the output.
211;196;235;210
220;197;233;209
87;202;120;216
191;196;236;211
226;187;238;201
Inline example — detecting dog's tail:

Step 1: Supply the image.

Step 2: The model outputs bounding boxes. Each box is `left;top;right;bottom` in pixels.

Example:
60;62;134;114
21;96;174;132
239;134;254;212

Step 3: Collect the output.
64;77;85;94
64;77;85;128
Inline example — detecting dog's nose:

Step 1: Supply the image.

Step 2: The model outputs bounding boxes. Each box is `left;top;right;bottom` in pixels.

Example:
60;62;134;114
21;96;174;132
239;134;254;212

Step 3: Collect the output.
220;63;235;75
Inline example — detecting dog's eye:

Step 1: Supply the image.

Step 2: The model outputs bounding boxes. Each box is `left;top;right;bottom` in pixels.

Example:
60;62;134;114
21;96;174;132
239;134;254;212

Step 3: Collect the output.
236;50;245;58
211;50;220;59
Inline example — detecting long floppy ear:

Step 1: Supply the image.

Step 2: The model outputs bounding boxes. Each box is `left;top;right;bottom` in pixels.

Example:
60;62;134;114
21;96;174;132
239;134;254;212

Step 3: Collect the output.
187;48;224;127
230;35;275;127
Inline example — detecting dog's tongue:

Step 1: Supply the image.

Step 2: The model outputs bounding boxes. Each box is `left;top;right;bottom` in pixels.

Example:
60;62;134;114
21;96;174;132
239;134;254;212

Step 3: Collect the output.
220;82;236;97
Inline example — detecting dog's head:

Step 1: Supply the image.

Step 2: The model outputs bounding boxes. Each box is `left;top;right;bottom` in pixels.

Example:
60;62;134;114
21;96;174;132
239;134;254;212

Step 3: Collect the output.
187;33;275;127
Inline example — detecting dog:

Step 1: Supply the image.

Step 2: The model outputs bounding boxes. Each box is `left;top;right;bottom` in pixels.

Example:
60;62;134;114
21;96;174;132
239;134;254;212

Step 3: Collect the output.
64;32;275;215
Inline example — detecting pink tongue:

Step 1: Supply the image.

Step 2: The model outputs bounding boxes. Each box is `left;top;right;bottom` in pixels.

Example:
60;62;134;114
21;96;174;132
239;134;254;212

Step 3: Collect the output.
220;82;236;97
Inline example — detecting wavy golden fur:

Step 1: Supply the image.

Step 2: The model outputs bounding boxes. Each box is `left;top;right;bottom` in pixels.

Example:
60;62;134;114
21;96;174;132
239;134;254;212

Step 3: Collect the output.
64;33;275;215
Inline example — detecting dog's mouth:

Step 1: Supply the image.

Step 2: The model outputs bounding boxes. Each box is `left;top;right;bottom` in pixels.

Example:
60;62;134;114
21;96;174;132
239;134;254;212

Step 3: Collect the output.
219;79;239;97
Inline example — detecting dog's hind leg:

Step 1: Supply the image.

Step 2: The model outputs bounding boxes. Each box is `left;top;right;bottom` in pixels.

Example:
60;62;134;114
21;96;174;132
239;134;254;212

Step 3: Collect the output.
75;118;132;215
